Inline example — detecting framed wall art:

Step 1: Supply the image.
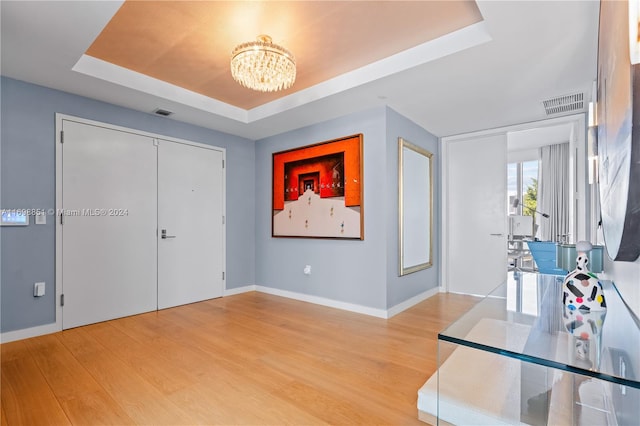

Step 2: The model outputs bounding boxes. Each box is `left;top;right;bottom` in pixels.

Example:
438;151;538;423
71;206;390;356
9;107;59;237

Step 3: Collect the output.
596;0;640;261
272;134;364;239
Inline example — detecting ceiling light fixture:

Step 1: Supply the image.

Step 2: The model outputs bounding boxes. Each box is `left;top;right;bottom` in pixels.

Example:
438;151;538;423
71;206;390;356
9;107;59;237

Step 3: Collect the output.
230;35;296;92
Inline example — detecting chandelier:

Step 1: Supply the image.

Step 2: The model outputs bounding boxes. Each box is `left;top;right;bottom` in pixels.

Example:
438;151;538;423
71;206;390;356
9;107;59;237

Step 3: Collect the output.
230;35;296;92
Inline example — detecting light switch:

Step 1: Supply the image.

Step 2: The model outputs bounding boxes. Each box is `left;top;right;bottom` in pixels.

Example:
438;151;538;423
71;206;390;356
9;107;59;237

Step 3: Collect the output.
35;213;46;225
34;282;45;297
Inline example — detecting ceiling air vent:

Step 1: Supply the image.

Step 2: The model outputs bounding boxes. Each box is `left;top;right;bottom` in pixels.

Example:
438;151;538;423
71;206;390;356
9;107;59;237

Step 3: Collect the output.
542;93;584;115
153;108;173;117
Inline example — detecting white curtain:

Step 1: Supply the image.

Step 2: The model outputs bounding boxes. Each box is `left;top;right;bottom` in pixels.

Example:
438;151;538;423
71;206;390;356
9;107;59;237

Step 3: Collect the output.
538;143;570;242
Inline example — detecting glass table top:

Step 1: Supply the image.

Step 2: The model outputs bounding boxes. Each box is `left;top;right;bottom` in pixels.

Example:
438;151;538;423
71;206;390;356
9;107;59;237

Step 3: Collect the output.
439;271;640;389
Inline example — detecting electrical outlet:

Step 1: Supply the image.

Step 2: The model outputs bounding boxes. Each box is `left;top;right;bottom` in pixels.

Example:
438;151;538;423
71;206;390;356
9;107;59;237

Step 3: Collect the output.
303;265;311;275
34;282;45;297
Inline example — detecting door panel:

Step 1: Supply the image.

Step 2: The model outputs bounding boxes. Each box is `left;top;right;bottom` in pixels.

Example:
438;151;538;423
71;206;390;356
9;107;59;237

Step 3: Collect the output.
447;134;507;295
62;120;158;329
158;140;224;309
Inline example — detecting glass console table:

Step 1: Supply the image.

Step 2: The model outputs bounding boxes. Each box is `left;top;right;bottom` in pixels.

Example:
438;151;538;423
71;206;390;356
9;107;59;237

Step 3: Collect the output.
417;272;640;425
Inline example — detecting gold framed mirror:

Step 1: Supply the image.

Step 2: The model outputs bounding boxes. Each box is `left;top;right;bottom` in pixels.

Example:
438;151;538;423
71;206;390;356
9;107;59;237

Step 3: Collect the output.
398;137;433;276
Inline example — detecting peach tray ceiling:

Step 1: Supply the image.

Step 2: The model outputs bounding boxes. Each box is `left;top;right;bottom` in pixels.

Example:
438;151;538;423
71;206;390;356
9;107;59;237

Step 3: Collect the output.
86;1;482;110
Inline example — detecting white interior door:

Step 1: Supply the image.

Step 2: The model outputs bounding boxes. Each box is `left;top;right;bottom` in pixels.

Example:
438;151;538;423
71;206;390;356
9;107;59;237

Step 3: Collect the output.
62;120;158;329
158;140;224;309
445;133;507;295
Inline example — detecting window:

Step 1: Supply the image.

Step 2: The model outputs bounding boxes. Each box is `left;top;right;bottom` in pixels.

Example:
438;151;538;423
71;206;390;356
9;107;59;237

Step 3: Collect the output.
508;160;539;219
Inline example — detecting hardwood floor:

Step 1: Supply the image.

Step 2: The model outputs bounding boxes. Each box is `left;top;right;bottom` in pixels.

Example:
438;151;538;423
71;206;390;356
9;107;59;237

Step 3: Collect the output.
1;291;478;425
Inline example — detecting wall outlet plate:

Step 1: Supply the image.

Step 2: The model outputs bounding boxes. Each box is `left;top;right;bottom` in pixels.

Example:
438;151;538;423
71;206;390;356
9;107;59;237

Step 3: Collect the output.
35;213;46;224
34;282;45;297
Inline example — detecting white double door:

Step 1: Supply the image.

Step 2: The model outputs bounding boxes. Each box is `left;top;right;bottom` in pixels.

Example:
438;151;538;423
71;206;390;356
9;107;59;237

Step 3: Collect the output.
61;119;224;329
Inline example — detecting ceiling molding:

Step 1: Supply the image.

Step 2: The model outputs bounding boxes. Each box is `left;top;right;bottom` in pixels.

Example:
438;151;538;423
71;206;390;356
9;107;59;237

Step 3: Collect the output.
73;55;249;123
72;21;491;126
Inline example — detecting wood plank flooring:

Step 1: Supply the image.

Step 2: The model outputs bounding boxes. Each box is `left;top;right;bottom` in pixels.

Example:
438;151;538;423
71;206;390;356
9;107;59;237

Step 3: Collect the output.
1;291;478;425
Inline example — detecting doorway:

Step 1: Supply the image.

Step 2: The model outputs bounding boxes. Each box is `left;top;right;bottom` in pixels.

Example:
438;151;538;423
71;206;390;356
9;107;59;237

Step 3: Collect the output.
441;114;587;296
56;115;225;329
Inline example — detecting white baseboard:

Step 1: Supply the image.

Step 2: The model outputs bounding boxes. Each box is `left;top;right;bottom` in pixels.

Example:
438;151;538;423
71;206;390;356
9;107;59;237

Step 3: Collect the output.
386;286;442;318
255;285;389;318
1;322;60;344
1;285;444;343
255;285;442;319
224;285;256;296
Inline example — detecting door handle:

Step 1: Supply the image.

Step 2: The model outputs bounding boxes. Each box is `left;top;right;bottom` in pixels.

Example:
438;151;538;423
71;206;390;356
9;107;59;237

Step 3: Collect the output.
489;233;504;237
161;229;176;239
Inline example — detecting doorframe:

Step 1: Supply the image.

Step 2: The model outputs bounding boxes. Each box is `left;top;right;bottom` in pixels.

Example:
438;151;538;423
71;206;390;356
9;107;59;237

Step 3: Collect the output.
55;113;226;332
440;113;587;293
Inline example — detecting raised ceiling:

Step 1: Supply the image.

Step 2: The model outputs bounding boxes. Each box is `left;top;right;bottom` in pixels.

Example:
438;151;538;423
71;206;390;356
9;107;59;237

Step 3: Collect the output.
0;1;600;141
86;1;482;110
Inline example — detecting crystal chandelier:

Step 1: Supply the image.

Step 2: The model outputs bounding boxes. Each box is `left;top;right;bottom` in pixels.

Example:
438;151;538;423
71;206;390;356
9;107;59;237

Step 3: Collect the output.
230;35;296;92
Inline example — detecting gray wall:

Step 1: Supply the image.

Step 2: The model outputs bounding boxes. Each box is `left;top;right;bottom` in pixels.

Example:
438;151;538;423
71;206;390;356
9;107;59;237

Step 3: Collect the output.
254;107;440;310
255;108;388;309
1;77;256;332
385;108;440;308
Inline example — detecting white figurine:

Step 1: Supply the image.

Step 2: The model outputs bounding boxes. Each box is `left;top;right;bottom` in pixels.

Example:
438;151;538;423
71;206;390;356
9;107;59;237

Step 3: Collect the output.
562;241;606;312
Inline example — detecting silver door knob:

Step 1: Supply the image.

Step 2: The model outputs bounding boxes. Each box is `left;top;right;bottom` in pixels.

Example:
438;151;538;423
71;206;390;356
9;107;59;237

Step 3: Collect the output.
161;229;176;239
